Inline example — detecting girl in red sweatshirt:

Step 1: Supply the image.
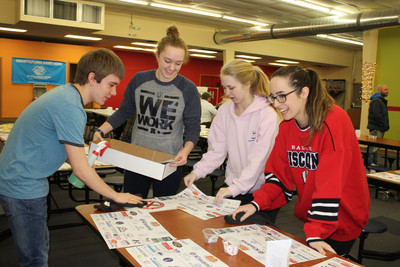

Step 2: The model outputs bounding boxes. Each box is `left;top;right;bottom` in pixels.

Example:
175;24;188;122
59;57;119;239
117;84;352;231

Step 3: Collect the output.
233;66;370;257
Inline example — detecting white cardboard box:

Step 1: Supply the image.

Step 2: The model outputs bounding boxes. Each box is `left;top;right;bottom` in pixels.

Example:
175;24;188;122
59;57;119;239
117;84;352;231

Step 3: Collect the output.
89;138;176;181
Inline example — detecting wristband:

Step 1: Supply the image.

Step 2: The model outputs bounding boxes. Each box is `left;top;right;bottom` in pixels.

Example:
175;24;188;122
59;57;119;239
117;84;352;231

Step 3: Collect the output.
94;128;105;138
250;201;259;212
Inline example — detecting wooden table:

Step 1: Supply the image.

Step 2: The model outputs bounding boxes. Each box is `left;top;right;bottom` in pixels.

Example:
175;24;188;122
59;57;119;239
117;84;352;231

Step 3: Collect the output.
367;170;400;198
75;204;361;267
0;123;13;143
85;108;116;117
358;135;400;169
365;170;400;261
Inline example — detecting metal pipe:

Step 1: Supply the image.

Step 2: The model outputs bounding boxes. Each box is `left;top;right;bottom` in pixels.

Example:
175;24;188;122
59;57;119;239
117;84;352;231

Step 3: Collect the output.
214;8;400;44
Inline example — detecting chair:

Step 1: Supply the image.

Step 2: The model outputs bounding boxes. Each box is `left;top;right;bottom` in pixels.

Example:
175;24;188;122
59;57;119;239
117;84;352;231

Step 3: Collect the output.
382;154;397;169
96;168;118;179
65;168;121;204
92;112;107;128
102;174;124;192
187;146;203;161
367;164;391;173
81;168;118;203
84;111;98;144
119;117;135;143
98;167;125;193
367;164;393;200
209;168;225;196
351;218;387;264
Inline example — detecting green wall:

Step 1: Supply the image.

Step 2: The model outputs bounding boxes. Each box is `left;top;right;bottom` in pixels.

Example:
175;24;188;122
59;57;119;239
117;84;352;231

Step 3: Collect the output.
375;26;400;140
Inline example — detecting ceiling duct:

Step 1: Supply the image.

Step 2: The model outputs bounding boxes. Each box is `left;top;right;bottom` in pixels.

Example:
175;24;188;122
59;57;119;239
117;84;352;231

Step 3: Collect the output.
214;7;400;44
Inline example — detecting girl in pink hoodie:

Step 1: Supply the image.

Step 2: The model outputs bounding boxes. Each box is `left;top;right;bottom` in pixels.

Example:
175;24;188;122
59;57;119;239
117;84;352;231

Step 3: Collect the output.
184;59;280;219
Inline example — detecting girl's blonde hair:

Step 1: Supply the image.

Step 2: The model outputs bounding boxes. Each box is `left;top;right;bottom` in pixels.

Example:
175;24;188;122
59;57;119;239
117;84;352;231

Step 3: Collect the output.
220;59;270;97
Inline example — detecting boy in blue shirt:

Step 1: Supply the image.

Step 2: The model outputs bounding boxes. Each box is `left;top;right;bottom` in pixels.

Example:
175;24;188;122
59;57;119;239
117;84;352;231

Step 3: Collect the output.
0;48;143;267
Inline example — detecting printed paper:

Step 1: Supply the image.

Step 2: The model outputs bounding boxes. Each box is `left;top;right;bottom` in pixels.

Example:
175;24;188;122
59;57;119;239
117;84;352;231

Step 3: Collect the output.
90;209;175;249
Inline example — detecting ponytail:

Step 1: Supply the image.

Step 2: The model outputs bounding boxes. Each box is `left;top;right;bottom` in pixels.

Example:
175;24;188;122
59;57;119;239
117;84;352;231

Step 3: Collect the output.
272;66;334;143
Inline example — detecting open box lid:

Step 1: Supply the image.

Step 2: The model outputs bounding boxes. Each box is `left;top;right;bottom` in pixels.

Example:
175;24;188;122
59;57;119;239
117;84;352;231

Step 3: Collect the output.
90;138;176;181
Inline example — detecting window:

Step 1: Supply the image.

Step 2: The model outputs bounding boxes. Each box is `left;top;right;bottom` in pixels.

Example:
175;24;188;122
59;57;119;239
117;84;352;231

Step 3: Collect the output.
54;0;77;21
82;4;101;24
22;0;103;26
25;0;50;18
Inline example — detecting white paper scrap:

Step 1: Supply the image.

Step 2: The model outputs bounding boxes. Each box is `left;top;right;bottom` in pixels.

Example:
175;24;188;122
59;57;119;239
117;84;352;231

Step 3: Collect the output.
266;239;292;267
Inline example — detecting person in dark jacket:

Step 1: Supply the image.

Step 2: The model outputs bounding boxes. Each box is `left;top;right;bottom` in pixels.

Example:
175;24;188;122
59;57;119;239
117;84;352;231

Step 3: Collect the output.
367;84;389;165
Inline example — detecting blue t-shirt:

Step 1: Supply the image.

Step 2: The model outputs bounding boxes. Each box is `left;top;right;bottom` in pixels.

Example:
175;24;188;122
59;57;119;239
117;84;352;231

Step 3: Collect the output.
0;84;86;199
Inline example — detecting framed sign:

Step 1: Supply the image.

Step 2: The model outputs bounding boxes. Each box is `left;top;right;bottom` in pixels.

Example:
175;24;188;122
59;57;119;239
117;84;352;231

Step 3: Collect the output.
12;57;66;85
326;79;345;92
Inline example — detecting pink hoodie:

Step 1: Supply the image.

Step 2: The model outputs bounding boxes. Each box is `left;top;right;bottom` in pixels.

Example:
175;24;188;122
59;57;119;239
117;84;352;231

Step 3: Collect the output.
192;95;279;197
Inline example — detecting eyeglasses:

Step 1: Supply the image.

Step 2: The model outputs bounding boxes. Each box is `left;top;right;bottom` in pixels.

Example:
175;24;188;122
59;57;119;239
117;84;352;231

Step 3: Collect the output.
266;89;297;104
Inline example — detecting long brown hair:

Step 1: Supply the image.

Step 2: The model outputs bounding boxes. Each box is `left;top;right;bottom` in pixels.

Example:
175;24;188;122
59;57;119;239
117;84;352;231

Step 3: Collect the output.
156;25;189;63
271;66;334;142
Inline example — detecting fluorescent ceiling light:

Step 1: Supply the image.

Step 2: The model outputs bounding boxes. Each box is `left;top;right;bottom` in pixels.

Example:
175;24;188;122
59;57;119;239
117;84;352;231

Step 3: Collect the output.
303;0;350;15
189;49;217;54
140;48;157;52
64;35;101;41
236;55;262;60
269;62;288;67
316;34;363;46
131;42;157;47
114;45;156;52
242;59;255;63
222;16;268;26
119;0;148;5
282;0;347;16
150;3;221;18
114;45;141;50
275;59;299;64
190;54;216;58
0;27;27;33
